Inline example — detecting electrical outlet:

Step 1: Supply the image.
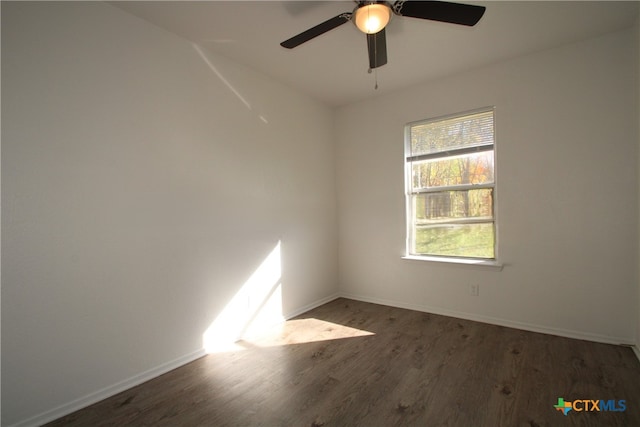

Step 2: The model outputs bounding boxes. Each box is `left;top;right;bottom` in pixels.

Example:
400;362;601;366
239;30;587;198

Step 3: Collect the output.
469;284;480;296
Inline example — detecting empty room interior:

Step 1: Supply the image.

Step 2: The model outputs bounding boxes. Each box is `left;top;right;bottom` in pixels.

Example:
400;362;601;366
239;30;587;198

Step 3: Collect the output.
2;1;640;426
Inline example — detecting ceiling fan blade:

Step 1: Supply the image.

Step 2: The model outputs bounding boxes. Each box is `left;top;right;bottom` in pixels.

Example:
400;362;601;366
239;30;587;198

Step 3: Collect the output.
367;29;387;69
394;1;485;26
280;12;352;49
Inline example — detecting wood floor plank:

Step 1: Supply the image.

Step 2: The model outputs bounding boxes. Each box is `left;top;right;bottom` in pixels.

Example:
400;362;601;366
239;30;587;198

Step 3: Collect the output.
45;298;640;426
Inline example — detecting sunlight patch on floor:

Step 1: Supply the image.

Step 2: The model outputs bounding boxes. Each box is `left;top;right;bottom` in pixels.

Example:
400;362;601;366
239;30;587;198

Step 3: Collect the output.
242;318;375;348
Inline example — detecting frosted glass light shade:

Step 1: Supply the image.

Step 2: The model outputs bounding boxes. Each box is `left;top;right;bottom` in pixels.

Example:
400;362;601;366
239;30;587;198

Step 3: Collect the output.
354;3;391;34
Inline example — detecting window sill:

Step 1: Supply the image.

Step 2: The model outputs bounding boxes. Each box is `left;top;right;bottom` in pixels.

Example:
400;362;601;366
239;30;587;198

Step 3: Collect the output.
402;255;504;271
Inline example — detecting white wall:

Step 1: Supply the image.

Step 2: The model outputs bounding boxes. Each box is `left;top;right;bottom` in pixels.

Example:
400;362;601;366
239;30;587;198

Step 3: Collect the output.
3;1;639;425
1;2;337;425
336;27;638;344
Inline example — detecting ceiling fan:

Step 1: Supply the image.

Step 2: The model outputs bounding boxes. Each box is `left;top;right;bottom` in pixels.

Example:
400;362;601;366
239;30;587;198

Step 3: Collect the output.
280;1;486;70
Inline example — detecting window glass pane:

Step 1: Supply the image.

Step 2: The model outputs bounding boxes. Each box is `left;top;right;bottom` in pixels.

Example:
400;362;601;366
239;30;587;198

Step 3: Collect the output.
412;189;493;222
411;151;494;190
413;223;495;258
410;110;493;157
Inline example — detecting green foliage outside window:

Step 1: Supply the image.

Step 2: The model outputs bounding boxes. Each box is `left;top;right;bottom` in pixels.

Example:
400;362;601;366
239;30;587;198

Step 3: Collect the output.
406;109;496;259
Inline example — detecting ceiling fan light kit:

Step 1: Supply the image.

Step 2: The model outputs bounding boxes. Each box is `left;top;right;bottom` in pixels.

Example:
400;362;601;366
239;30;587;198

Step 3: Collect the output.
281;1;486;70
354;3;392;34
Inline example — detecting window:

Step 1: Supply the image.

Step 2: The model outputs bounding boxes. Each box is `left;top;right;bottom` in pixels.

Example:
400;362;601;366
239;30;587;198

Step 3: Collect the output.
405;108;495;260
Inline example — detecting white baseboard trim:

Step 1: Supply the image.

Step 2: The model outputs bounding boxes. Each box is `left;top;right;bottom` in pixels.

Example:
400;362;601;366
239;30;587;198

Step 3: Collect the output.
11;291;634;426
10;292;342;427
284;292;341;320
11;348;207;427
339;292;635;347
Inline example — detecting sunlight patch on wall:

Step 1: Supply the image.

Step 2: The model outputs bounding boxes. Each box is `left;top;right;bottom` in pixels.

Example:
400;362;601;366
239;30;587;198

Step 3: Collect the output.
193;43;252;110
203;241;284;353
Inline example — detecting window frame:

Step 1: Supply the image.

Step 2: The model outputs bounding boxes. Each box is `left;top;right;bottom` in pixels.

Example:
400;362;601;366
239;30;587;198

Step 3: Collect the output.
403;107;499;265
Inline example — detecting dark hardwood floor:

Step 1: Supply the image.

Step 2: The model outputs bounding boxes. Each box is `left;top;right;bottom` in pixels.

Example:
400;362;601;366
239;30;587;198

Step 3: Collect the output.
47;298;640;426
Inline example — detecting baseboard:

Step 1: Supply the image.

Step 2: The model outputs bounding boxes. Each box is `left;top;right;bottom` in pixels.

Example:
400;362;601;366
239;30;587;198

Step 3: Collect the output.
284;292;341;320
10;292;342;427
10;349;207;427
11;291;632;426
339;292;635;347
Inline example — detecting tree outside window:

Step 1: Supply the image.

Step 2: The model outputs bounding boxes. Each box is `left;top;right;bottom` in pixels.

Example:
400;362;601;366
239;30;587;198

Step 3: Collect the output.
405;108;496;259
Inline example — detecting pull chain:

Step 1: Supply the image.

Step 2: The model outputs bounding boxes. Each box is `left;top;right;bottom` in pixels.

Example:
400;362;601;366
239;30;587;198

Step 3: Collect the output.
373;29;379;90
367;67;379;90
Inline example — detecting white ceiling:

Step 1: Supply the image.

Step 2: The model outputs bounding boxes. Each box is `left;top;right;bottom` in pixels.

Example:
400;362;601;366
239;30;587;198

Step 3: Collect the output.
112;1;639;107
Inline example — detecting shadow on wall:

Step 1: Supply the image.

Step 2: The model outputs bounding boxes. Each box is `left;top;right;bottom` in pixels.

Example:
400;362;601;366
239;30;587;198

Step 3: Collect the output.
203;241;284;353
